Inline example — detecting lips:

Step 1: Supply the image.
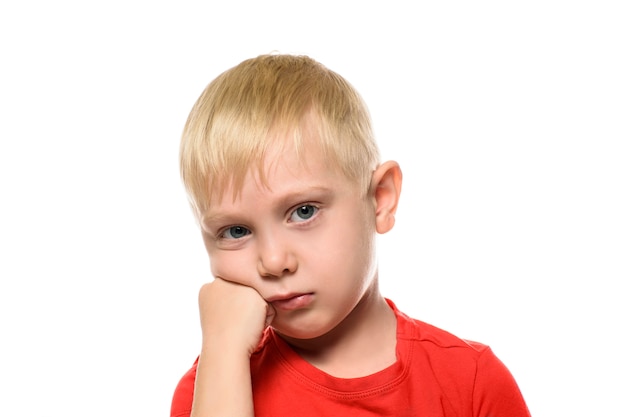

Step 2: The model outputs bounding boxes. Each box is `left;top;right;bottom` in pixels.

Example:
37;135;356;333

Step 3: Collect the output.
267;293;314;311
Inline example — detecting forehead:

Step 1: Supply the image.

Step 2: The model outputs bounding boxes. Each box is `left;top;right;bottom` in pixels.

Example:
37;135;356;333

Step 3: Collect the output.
208;136;349;214
249;133;339;195
265;129;323;172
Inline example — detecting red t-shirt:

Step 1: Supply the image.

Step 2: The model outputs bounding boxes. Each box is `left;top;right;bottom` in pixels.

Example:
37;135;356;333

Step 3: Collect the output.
171;300;530;417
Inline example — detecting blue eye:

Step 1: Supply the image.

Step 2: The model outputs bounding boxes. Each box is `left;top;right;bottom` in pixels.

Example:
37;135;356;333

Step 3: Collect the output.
222;226;250;239
290;205;318;222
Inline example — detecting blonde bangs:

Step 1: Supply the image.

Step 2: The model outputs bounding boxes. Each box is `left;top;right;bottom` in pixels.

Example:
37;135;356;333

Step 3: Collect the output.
180;54;380;217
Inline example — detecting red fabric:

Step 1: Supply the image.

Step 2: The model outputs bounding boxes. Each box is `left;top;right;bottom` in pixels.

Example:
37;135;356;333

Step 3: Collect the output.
170;300;530;417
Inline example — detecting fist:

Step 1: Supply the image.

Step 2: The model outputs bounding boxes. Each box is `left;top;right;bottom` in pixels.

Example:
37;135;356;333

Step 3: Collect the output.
197;278;276;356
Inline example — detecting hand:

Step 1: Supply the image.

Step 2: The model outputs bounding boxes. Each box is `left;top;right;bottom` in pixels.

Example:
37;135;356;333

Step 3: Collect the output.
197;278;276;357
191;278;271;417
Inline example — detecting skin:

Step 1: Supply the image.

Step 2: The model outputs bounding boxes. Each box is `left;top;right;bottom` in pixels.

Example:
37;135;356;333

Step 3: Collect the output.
190;134;403;417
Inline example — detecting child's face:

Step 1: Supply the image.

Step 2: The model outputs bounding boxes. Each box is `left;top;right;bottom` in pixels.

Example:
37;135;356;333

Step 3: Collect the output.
199;136;379;340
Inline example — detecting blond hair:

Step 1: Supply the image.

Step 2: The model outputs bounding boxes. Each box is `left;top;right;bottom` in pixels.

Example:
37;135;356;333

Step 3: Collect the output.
180;54;380;216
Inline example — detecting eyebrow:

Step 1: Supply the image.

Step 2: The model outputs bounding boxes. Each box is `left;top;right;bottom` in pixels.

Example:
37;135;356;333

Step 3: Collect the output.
272;185;334;206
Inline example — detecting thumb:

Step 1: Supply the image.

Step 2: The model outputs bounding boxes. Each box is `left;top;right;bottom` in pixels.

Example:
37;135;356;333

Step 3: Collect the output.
264;303;277;328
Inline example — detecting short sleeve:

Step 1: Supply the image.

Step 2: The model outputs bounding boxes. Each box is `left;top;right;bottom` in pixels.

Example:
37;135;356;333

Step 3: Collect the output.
170;357;198;417
472;346;531;417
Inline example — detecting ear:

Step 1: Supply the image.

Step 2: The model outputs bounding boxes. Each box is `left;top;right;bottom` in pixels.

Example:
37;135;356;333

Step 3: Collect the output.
370;160;402;234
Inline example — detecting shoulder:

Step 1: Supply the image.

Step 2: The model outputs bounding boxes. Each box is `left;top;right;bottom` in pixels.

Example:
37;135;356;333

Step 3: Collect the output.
391;299;507;384
397;308;493;378
170;356;198;417
391;300;531;416
390;299;489;354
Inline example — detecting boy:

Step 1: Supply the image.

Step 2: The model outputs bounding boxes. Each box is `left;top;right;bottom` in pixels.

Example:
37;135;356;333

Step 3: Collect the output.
171;54;531;417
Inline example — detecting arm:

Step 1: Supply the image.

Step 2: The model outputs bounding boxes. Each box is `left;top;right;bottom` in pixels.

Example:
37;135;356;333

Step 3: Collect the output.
190;278;275;417
473;347;531;417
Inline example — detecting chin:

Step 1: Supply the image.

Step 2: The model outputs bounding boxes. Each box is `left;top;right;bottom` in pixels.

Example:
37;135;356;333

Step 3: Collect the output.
271;317;339;341
272;326;323;340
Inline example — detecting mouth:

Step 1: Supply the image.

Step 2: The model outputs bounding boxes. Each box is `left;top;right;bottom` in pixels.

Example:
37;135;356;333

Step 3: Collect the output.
267;293;314;311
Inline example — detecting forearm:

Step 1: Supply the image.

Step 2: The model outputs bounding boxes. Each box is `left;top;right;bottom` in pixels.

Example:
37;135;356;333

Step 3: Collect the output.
191;346;254;417
190;279;272;417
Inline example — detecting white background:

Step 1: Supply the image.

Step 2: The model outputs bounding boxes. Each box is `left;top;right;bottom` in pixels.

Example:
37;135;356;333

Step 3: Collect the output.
1;1;624;416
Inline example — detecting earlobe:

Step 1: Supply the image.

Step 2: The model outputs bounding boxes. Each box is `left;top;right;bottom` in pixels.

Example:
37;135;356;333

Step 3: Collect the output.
371;160;403;234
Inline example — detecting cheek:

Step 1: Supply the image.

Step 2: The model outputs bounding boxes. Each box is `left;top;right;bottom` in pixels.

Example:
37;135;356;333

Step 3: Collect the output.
308;210;376;273
203;233;256;285
207;249;256;285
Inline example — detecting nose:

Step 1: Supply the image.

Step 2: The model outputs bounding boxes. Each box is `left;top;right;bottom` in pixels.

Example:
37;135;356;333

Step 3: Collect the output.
256;232;297;278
